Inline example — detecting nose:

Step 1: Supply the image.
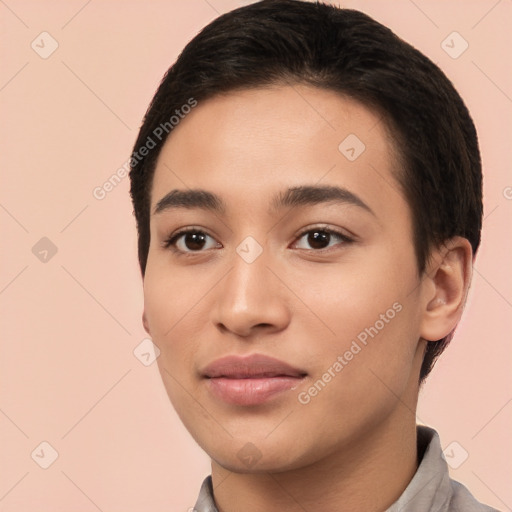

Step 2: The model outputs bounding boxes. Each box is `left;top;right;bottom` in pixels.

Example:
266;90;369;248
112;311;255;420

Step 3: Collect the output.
210;246;291;338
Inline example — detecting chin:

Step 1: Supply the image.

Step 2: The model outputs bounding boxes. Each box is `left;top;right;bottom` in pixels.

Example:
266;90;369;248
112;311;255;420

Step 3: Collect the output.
212;455;293;474
207;439;310;474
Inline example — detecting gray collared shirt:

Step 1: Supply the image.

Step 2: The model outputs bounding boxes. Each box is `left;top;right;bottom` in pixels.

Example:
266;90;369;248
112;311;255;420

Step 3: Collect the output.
192;425;500;512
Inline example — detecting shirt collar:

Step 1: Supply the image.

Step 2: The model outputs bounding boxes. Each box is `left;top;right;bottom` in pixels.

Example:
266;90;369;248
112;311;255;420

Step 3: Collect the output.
193;425;451;512
386;425;453;511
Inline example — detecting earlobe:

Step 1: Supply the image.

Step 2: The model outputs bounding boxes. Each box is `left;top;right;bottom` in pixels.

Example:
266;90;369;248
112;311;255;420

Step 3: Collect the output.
420;237;473;342
142;310;151;334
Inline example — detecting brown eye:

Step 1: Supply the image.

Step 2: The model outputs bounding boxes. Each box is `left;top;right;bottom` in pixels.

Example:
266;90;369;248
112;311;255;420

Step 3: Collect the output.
164;229;220;253
294;228;353;251
307;231;331;249
182;232;208;251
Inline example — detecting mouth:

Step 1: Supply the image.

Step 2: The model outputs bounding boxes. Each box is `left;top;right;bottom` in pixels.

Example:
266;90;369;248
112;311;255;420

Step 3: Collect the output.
201;353;307;406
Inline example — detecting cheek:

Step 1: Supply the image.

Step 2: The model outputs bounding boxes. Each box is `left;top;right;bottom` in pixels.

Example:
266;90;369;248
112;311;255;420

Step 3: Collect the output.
142;263;204;386
298;249;413;333
292;271;421;444
143;267;206;417
143;256;206;338
295;248;420;387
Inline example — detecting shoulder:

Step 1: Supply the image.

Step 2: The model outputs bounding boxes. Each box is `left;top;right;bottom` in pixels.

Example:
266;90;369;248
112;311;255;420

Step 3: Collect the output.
448;479;502;512
387;425;502;512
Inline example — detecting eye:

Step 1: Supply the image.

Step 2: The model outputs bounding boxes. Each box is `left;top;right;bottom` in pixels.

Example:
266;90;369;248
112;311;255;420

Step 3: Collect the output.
293;227;353;251
163;228;221;253
162;225;353;255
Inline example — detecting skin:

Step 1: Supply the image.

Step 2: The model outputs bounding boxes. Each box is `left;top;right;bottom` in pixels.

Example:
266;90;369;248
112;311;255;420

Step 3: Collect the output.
141;84;472;512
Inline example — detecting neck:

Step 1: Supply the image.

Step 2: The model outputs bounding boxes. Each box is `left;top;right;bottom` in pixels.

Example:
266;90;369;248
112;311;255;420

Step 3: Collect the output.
211;400;420;512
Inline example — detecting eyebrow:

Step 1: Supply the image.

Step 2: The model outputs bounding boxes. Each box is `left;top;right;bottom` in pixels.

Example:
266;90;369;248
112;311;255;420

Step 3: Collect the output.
153;185;375;217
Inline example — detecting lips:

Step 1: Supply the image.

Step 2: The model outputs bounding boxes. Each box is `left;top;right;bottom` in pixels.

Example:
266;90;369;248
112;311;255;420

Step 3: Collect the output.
201;353;307;379
201;353;307;406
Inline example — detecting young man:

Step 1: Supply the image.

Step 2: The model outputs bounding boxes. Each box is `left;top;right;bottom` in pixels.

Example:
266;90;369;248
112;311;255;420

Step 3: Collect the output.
129;1;498;511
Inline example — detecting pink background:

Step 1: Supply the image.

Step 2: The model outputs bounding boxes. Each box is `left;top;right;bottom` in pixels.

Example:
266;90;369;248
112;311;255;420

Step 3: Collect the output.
1;0;511;510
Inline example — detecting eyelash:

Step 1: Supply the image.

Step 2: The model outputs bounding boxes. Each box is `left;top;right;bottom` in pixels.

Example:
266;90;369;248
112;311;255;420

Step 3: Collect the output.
162;225;354;256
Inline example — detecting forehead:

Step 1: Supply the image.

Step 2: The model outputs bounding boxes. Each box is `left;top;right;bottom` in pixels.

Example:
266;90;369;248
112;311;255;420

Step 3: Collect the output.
150;85;404;218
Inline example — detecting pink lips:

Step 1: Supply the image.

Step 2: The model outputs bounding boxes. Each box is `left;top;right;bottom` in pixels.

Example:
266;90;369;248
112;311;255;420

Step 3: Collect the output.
202;353;307;406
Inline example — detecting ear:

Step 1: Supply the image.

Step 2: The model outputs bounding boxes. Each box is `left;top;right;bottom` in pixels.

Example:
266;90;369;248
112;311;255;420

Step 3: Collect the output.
142;310;151;335
419;236;473;342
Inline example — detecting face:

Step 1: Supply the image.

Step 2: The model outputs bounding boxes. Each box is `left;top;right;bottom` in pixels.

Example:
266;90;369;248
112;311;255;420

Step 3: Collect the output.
142;85;429;472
